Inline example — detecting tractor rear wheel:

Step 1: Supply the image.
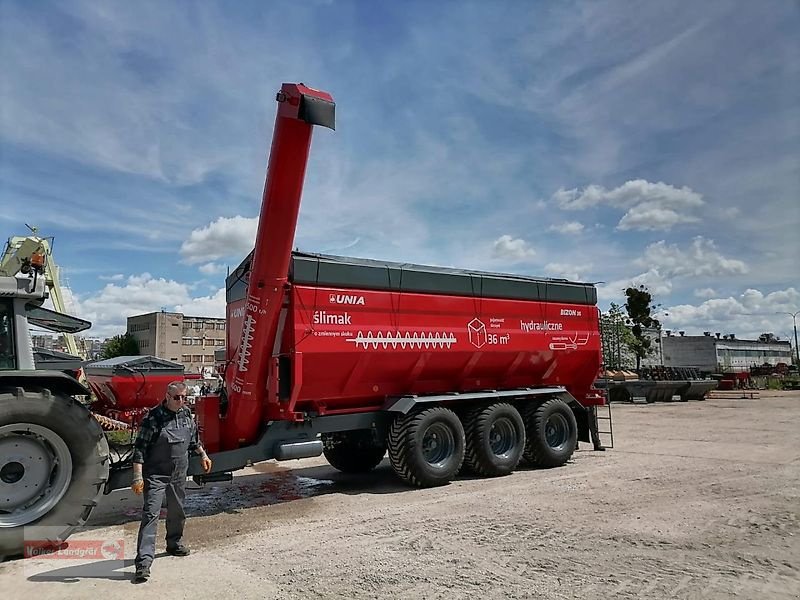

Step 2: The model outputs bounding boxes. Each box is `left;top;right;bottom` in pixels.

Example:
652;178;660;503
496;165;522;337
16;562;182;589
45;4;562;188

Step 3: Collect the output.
0;390;109;560
387;406;465;487
462;403;525;477
322;430;386;473
521;398;577;468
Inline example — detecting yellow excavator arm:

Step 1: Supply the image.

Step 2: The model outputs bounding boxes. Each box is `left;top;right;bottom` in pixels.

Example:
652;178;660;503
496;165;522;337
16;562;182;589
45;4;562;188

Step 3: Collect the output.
1;232;85;358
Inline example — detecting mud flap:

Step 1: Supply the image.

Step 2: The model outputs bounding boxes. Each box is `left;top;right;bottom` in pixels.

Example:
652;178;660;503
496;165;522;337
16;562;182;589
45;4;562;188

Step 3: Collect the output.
570;402;591;443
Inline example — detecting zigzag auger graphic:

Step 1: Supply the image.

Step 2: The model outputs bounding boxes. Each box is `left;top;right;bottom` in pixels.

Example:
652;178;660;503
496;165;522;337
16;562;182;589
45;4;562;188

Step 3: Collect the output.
345;331;457;350
237;314;256;372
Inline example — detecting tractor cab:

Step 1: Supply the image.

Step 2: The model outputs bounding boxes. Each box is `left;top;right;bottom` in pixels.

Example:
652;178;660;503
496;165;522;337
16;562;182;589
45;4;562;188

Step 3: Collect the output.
0;274;90;373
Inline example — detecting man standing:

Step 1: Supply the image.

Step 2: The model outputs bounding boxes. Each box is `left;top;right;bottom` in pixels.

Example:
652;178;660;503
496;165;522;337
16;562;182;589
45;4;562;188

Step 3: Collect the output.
131;381;212;583
588;405;606;451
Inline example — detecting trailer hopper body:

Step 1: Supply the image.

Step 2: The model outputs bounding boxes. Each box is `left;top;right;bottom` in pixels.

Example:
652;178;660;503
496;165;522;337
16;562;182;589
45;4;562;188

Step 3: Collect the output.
208;251;603;450
190;83;606;487
229;251;599;406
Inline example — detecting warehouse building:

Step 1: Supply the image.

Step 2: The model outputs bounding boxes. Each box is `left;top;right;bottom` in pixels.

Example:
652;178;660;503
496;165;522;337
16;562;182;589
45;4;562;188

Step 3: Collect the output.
127;311;225;375
661;332;792;373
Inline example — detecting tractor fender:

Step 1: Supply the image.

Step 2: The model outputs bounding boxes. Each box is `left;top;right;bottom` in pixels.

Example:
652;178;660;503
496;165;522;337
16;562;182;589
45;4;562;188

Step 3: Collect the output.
0;370;91;397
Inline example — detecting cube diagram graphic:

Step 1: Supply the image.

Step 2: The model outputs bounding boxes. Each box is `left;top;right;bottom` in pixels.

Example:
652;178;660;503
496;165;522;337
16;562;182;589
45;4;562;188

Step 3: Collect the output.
468;318;487;348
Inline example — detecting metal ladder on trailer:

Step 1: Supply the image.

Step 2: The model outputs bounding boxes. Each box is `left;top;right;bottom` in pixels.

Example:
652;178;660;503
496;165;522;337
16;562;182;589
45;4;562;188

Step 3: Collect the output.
595;402;614;449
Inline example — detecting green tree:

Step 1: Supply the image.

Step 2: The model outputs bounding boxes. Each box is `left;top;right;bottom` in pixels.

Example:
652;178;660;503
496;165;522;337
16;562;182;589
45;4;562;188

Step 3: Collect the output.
600;302;636;370
101;333;139;359
624;285;660;372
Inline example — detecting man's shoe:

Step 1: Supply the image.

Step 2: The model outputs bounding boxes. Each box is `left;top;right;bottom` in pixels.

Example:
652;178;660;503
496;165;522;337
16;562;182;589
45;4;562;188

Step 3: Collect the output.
133;566;150;583
166;545;191;557
594;445;606;452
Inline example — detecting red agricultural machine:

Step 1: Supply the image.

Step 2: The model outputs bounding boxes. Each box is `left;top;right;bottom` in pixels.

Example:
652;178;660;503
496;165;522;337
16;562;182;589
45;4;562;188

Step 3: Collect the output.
0;83;605;558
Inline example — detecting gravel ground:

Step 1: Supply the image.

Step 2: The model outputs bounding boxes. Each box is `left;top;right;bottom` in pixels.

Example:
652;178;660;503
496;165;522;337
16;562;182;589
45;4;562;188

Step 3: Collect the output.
2;391;799;599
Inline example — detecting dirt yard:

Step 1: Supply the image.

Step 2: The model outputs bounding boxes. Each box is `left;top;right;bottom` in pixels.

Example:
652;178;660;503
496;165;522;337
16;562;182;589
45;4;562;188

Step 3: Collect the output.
2;391;799;599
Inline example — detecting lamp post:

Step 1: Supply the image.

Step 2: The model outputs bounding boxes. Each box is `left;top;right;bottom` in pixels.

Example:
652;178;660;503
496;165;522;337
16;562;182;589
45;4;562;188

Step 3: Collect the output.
777;310;800;366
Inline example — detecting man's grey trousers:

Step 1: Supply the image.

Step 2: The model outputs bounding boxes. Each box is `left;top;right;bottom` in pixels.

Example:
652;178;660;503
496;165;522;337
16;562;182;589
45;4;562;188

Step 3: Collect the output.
135;473;186;569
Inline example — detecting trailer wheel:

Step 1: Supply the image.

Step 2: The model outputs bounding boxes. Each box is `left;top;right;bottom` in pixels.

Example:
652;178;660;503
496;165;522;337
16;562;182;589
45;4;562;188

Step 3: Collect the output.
321;431;386;473
388;406;465;487
521;398;577;468
462;403;525;477
0;390;109;560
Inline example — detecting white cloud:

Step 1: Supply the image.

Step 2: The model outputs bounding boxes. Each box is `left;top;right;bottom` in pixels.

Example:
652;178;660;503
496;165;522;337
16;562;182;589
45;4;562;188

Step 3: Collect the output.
491;235;536;261
597;238;746;304
662;287;800;340
553;180;704;231
597;269;673;302
180;216;258;265
98;274;125;281
694;287;717;298
66;273;226;337
198;262;226;275
174;288;226;318
547;221;584;234
544;262;591;282
635;237;748;278
617;205;700;231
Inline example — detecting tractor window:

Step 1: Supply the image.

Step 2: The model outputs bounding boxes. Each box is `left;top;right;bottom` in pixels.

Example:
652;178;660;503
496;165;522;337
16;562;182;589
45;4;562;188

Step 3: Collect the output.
0;300;15;370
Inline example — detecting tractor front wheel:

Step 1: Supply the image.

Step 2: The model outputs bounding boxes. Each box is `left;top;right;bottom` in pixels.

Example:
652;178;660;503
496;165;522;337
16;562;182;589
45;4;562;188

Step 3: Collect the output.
0;390;109;560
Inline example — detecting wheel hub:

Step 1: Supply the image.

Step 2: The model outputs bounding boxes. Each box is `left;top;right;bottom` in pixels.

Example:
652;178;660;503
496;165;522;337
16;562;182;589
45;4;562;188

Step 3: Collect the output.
0;423;73;528
421;423;455;467
488;417;516;457
0;461;25;484
544;413;569;450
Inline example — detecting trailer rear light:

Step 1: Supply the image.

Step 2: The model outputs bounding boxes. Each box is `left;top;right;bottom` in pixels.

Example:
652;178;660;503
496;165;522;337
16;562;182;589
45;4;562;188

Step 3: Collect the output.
584;389;607;405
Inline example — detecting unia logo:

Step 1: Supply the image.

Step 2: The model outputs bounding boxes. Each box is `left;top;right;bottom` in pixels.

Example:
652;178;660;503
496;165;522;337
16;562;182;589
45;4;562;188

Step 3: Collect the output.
329;294;365;305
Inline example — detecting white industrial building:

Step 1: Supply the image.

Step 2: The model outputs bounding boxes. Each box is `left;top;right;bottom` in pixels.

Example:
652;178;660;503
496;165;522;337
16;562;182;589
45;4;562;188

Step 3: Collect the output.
661;332;792;373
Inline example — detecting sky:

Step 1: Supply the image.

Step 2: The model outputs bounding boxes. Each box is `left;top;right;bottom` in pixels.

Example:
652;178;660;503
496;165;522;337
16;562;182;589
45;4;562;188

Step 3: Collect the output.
1;0;798;342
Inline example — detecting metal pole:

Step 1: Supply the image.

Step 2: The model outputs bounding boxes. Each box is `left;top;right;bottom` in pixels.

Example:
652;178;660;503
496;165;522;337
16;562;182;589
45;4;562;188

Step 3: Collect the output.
778;310;800;366
794;313;799;366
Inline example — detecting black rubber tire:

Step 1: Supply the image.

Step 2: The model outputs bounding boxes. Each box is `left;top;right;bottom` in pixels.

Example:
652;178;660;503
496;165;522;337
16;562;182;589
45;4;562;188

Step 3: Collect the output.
387;406;465;487
462;403;525;477
321;430;386;473
521;398;577;468
0;389;109;561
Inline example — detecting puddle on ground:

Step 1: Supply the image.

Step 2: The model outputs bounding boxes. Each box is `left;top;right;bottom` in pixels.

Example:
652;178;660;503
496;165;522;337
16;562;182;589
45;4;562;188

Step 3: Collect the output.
183;471;336;516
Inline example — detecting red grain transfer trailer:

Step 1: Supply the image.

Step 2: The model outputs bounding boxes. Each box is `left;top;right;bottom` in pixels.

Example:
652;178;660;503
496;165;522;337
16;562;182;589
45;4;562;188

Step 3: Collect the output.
183;83;605;489
106;82;605;492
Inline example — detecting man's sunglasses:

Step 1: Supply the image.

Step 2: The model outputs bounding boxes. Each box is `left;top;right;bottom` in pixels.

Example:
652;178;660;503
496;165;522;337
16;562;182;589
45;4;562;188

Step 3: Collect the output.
171;394;188;400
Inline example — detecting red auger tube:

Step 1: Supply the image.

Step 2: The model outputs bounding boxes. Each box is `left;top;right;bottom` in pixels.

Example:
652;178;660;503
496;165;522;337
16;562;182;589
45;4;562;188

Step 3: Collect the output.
222;83;334;448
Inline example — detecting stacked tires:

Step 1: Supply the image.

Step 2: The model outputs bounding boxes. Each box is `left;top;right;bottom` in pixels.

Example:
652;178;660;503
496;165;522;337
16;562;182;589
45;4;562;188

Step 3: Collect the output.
324;397;578;488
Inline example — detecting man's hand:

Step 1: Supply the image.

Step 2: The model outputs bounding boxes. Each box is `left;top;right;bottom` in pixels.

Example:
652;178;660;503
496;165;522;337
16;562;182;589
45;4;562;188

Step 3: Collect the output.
201;454;212;473
132;463;144;495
